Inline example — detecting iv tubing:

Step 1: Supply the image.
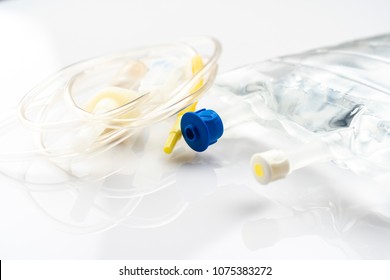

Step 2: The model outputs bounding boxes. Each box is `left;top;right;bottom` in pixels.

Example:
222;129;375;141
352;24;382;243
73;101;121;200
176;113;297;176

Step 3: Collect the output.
13;38;221;161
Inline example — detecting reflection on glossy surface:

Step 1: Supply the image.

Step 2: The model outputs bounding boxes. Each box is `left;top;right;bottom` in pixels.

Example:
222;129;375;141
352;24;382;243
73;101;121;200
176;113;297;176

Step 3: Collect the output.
23;135;257;234
242;158;390;259
1;115;390;259
0;116;256;234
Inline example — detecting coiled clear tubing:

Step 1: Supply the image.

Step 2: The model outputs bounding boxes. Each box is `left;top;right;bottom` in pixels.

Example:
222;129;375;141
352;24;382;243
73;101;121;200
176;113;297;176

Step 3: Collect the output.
0;38;221;233
0;37;220;193
215;34;390;181
16;38;221;162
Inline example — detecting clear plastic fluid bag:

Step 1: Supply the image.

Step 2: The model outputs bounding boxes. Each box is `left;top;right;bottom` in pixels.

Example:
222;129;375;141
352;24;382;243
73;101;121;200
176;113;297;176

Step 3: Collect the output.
205;34;390;184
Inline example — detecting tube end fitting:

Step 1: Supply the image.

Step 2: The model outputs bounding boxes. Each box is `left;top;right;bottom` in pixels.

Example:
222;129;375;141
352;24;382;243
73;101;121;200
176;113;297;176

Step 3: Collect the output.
251;150;290;185
181;109;223;152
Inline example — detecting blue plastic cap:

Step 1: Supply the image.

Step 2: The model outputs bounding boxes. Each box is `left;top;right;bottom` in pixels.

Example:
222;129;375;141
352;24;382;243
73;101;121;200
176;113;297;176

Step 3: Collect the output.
181;109;224;152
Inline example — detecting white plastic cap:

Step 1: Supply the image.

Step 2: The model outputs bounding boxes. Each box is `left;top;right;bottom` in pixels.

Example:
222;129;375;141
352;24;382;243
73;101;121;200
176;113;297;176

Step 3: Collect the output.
251;150;291;185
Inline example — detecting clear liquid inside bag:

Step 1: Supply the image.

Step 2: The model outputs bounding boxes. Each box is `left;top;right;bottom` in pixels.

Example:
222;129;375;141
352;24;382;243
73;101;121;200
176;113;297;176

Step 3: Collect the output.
214;34;390;180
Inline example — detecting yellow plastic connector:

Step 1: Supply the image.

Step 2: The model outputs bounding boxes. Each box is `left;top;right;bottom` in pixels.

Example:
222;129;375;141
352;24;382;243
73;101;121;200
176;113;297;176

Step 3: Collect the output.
163;55;204;154
86;60;146;117
163;102;197;154
86;86;140;117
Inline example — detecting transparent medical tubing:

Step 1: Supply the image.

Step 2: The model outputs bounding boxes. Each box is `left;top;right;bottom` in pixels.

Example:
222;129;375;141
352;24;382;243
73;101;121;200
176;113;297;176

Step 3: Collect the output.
15;37;221;161
215;33;390;184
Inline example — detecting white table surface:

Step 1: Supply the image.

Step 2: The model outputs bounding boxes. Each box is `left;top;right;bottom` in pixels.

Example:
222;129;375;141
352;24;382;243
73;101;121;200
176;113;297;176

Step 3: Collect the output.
1;0;390;259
